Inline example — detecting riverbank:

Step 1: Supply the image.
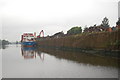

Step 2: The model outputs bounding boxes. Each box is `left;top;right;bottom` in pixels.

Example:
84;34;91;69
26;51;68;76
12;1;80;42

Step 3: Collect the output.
36;29;120;58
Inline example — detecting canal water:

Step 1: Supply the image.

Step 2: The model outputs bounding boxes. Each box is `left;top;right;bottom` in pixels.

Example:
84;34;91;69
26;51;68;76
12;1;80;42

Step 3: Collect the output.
2;44;119;78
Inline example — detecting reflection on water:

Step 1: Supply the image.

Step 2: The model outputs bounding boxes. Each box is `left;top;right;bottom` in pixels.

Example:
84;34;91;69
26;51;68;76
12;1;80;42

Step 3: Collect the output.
21;47;44;60
2;44;119;78
0;45;8;49
37;47;119;68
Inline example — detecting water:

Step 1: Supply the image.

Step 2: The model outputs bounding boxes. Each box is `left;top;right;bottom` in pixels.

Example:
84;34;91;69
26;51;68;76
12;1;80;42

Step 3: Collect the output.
2;44;119;78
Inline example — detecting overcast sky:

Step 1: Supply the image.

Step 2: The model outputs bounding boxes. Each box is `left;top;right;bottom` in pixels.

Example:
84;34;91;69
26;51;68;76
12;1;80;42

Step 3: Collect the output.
0;0;119;42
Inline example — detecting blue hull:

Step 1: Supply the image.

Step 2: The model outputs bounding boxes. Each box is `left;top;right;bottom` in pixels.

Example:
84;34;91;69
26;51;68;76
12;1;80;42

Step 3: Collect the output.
22;47;36;51
22;42;36;47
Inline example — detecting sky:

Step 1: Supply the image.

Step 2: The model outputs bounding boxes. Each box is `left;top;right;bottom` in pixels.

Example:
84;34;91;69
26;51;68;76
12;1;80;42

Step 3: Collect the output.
0;0;119;42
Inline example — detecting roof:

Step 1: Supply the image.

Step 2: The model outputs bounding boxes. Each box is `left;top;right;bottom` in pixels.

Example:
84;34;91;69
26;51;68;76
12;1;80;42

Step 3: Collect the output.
23;33;34;36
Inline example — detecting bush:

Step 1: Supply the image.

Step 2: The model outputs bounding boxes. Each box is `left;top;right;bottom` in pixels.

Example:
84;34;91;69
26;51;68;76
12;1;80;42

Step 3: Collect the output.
67;26;82;35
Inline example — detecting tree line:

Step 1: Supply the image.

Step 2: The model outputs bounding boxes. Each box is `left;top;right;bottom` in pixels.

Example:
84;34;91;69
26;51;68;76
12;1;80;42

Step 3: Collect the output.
0;39;10;45
67;17;120;35
46;17;120;39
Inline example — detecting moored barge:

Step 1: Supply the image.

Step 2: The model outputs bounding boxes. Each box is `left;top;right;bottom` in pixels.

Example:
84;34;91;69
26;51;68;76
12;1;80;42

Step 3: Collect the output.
21;33;36;47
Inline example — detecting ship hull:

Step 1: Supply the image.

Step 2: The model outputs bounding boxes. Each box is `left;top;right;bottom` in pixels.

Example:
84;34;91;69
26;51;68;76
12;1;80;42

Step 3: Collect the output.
22;42;36;47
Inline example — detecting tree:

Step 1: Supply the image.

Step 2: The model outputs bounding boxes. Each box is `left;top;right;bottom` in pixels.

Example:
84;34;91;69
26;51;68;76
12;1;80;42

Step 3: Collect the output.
116;17;120;26
2;40;9;45
16;41;19;44
67;26;82;35
101;17;109;28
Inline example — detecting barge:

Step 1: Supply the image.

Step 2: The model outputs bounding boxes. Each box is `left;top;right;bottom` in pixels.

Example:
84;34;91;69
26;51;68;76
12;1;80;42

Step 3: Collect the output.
21;33;36;47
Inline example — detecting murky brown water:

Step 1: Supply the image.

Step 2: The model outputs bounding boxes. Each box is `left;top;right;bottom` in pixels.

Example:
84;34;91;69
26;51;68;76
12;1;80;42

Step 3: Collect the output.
2;44;119;78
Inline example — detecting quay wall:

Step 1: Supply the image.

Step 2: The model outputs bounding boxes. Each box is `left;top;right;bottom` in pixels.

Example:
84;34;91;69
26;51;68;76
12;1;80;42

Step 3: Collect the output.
36;29;120;58
36;30;120;50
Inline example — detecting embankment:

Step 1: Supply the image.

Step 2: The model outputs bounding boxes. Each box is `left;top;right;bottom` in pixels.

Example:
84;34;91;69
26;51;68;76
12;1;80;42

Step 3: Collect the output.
36;29;120;58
